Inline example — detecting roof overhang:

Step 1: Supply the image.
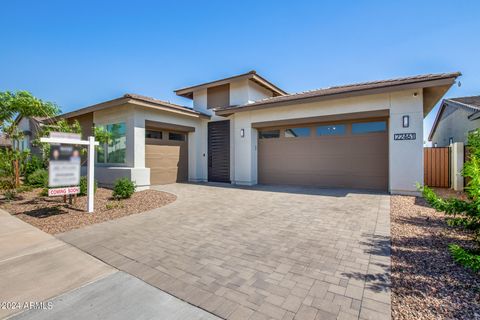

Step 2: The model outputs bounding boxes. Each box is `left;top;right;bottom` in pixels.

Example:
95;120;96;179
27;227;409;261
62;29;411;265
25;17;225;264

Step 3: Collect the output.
61;96;210;121
174;71;287;99
216;76;459;117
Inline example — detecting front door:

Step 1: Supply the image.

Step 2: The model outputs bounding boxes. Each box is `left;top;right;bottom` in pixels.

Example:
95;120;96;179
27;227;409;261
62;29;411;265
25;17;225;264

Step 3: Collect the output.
208;120;230;182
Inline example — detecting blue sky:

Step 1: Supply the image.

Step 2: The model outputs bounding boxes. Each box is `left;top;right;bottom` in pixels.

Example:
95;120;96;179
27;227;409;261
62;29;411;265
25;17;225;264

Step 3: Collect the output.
1;0;479;140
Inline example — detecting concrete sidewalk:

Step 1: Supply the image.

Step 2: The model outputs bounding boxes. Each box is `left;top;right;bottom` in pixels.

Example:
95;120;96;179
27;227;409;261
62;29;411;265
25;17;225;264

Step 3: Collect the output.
0;209;219;320
0;209;115;319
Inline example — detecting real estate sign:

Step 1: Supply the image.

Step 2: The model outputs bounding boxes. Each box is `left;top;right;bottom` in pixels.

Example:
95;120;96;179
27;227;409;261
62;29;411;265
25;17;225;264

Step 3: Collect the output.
48;144;81;187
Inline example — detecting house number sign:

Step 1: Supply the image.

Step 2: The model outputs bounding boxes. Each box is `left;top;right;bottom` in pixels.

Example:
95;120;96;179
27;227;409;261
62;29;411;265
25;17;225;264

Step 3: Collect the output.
394;133;416;140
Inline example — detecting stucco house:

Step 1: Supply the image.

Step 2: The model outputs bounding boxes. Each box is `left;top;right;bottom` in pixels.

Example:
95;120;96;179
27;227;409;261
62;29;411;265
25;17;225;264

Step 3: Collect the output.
429;95;480;147
59;70;460;195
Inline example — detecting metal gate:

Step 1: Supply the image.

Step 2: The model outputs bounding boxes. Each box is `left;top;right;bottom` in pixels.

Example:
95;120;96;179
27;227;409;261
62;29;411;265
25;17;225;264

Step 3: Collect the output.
424;147;450;188
208;120;230;183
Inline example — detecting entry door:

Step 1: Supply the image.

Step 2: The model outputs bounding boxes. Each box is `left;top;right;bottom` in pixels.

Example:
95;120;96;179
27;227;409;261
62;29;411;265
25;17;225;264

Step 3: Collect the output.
208;121;230;182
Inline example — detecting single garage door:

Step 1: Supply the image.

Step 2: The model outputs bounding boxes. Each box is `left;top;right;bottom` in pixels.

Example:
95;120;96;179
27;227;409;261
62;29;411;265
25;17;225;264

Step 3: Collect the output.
145;129;188;185
258;119;388;190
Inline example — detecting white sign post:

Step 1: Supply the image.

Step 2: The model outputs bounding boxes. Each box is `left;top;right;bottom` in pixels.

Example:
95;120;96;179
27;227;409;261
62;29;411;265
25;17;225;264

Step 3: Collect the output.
40;135;99;213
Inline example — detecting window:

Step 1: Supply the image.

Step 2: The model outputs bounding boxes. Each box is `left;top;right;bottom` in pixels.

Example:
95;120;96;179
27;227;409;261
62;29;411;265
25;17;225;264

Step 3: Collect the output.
259;130;280;139
96;122;126;164
285;127;311;138
146;130;162;139
169;132;186;141
352;121;386;134
449;137;454;145
317;124;346;136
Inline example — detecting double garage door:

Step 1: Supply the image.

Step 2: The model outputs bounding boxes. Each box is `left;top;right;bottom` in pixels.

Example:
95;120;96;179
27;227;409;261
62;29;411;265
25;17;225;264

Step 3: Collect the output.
258;119;388;190
145;129;188;185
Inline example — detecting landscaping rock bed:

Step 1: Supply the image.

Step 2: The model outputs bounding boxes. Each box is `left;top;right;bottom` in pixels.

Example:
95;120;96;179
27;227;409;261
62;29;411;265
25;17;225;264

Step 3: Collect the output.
391;193;480;320
0;188;176;234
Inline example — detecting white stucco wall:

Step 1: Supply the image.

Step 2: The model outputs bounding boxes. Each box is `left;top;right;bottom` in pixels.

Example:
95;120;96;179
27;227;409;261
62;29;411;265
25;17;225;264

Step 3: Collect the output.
431;106;480;147
229;89;424;194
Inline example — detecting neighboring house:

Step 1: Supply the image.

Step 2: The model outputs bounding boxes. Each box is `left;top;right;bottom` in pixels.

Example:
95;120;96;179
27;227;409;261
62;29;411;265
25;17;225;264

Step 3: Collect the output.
58;70;460;195
13;116;49;156
0;134;11;149
429;95;480;147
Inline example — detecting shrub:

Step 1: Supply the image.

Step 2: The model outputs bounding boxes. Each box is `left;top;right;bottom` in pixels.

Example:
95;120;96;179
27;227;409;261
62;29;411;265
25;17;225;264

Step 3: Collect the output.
449;244;480;272
112;178;135;199
26;169;48;188
3;189;17;201
24;155;45;177
79;176;97;196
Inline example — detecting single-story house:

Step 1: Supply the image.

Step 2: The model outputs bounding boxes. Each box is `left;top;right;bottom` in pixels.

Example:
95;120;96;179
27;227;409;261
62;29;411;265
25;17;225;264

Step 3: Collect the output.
13;116;49;156
59;70;460;195
429;95;480;147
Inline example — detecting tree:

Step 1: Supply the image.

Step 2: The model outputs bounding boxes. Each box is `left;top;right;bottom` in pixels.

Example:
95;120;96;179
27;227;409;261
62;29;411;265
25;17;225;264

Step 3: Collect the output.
0;91;60;189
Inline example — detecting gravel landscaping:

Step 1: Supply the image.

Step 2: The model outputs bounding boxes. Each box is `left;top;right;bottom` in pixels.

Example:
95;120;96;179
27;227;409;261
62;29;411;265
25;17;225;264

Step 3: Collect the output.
391;192;480;320
0;188;176;234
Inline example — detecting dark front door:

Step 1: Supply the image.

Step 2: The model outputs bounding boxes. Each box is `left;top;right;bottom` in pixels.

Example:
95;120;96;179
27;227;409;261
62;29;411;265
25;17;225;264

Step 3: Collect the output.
208;120;230;182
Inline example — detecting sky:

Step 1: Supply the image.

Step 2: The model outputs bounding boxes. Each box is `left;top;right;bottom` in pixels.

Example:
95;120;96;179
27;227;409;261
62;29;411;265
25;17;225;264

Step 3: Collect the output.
1;0;479;141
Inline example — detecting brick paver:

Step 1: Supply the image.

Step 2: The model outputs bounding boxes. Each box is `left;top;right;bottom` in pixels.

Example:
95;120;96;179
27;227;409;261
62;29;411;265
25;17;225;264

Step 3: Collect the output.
59;183;391;320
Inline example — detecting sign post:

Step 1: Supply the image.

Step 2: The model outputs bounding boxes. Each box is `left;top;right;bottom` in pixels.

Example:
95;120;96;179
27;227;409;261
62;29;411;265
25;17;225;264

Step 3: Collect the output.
40;134;99;213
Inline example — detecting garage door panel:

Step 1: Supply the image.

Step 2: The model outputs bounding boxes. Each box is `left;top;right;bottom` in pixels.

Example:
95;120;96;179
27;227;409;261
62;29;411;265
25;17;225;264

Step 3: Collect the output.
258;121;388;190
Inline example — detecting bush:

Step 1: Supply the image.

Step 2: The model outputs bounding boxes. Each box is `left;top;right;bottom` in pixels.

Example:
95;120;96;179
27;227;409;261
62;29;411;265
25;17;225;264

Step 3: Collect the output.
26;169;48;188
112;178;135;199
449;244;480;272
79;176;97;196
24;155;44;177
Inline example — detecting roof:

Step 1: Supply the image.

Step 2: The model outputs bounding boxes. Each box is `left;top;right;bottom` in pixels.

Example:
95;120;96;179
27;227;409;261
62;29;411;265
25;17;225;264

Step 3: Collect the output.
428;95;480;141
61;93;210;120
174;70;287;99
215;72;461;115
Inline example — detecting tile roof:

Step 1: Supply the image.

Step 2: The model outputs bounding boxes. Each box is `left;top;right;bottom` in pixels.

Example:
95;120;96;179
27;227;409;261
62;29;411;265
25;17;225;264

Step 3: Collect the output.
447;95;480;110
123;94;209;117
216;72;461;112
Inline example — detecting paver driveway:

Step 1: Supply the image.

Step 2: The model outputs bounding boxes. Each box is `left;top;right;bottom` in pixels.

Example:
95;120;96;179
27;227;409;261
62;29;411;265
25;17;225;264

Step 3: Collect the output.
59;183;391;320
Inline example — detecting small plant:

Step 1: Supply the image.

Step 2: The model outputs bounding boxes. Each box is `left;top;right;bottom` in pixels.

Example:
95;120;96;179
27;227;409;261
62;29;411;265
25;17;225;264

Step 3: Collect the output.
105;201;124;210
449;244;480;272
3;189;17;201
16;184;33;193
112;178;135;199
26;169;48;188
79;176;97;196
39;188;48;197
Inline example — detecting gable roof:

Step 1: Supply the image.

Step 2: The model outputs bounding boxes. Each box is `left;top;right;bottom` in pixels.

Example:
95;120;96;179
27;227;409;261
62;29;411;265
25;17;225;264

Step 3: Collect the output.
174;70;287;99
61;93;210;120
428;95;480;141
216;72;461;116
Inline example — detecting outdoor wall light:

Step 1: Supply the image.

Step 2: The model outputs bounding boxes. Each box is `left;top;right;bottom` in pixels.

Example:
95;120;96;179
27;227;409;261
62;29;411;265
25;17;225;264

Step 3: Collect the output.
240;128;245;138
402;115;409;128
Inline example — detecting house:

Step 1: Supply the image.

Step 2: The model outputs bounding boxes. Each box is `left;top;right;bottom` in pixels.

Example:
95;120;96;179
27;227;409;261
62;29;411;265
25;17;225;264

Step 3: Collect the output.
60;70;460;195
0;134;11;150
429;95;480;147
13;116;49;156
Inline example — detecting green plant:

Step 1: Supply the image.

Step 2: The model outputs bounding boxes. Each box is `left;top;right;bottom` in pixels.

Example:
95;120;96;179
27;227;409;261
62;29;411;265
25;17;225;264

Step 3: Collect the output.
16;184;33;193
449;244;480;272
24;155;45;177
112;178;135;199
105;201;124;210
39;188;48;197
26;169;48;188
79;176;97;196
3;189;17;201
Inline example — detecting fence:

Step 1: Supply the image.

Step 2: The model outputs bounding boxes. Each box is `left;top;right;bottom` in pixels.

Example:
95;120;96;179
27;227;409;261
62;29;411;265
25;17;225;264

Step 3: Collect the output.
424;147;450;188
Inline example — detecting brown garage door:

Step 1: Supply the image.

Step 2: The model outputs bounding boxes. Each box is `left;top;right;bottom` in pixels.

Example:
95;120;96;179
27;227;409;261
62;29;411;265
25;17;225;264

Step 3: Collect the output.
258;119;388;190
145;129;188;185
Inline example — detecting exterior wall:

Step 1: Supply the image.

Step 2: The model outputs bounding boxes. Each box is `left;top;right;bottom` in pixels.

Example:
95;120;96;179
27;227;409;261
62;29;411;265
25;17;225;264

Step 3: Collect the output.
431;106;480;147
230;89;424;194
69;112;93;139
388;90;424;195
247;81;274;103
